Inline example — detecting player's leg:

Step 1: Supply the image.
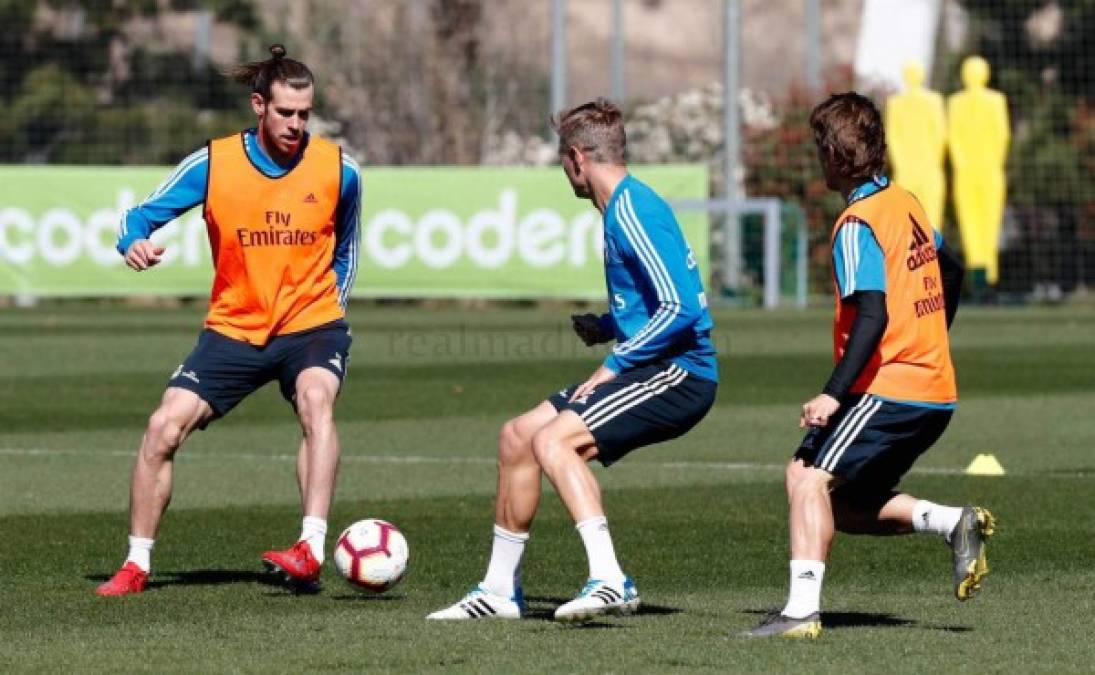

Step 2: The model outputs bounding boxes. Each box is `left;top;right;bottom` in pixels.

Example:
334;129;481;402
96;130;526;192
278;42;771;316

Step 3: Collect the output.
294;366;341;521
263;321;351;586
98;328;263;597
487;401;559;591
828;489;933;534
495;401;560;532
816;403;995;601
130;387;215;538
827;484;995;601
748;394;883;637
746;460;833;638
295;435;308;505
262;368;340;584
828;492;995;602
546;363;715;623
97;388;213;596
427;401;558;620
533;409;640;623
530;410;602;521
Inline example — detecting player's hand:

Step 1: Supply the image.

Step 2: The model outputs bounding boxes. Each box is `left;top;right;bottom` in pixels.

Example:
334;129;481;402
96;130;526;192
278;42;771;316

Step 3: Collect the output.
571;313;611;346
800;393;841;428
569;365;617;403
124;240;165;271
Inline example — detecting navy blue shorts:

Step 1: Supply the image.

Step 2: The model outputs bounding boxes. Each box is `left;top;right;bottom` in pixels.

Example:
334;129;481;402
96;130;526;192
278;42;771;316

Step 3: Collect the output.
548;361;717;467
795;393;952;491
167;319;352;425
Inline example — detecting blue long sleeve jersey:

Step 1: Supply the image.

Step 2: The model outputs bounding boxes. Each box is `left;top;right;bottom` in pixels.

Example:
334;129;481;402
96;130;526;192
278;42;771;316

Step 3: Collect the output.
116;129;361;307
600;174;718;382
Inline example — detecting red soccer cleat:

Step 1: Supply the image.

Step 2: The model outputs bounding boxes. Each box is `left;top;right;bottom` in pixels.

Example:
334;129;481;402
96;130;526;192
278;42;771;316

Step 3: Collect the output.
262;540;321;587
96;561;149;597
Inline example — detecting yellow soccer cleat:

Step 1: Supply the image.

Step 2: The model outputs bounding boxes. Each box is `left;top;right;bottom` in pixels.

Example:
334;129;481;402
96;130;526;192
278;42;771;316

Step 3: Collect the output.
950;506;996;601
744;612;823;639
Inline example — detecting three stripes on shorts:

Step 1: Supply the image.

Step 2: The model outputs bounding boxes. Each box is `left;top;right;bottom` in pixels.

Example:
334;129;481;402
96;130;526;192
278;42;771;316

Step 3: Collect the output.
580;364;688;431
816;394;882;472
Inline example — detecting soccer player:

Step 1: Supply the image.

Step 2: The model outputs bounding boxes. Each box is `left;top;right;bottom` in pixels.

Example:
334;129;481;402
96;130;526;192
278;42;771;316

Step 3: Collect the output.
428;99;718;623
96;45;360;596
747;93;995;638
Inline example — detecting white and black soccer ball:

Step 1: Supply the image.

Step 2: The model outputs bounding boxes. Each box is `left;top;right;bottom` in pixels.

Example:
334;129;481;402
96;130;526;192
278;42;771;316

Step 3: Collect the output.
333;519;409;593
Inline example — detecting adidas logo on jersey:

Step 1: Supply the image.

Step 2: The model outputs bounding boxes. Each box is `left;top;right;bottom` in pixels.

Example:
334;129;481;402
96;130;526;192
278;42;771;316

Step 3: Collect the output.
906;214;938;271
303;193;318;204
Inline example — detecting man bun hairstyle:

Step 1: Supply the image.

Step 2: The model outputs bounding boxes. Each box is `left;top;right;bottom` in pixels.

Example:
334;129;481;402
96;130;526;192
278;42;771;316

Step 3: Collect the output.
809;92;887;180
551;98;627;165
229;44;314;100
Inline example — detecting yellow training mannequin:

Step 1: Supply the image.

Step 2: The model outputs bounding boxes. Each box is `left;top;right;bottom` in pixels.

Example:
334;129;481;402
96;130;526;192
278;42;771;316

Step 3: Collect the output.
885;61;947;230
947;56;1010;285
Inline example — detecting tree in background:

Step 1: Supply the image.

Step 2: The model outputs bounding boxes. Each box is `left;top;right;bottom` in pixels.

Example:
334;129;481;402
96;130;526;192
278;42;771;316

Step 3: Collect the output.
261;0;549;165
1;1;258;165
2;0;552;166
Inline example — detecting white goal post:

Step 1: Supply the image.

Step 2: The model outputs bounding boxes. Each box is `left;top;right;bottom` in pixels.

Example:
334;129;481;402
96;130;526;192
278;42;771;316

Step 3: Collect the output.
672;197;808;309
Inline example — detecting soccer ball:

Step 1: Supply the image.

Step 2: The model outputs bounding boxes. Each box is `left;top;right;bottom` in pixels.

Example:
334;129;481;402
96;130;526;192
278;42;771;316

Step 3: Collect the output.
333;519;409;593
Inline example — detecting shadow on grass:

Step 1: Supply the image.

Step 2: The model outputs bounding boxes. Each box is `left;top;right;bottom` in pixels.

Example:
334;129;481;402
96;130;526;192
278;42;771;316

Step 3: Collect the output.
743;608;971;633
331;592;406;602
85;569;322;595
524;594;681;623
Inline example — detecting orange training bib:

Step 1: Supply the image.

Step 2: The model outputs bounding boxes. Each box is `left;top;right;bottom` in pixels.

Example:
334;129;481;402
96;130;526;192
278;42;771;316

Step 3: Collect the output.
831;183;957;403
203;132;344;345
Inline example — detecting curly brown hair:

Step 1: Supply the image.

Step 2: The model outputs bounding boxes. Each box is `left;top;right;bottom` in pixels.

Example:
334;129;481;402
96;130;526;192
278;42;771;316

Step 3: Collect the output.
809;92;887;180
551;98;627;165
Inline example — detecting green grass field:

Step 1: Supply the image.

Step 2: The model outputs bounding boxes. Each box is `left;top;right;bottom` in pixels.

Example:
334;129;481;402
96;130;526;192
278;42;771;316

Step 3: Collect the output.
1;303;1093;672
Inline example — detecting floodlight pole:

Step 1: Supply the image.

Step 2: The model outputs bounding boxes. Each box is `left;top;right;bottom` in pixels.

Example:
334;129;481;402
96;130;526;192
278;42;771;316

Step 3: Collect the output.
551;0;568;118
610;0;625;103
723;0;742;291
193;9;212;72
806;0;821;92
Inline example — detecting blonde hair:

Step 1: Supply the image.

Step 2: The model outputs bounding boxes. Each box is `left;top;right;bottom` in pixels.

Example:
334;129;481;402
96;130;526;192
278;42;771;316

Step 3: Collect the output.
551;98;627;165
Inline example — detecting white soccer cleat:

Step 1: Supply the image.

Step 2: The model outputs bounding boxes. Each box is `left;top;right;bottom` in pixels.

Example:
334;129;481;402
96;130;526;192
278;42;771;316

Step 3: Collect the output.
553;576;641;623
426;584;526;620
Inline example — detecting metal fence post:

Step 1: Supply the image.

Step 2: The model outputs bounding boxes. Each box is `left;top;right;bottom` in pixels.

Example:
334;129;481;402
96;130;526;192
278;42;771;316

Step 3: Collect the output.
551;0;568;118
723;0;742;292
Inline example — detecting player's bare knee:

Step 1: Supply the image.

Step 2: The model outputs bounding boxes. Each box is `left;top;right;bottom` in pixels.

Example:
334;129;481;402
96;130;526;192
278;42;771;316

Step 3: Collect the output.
785;459;809;493
784;460;797;488
145;409;184;458
530;428;565;470
296;385;334;432
498;420;531;468
796;467;835;497
529;429;573;471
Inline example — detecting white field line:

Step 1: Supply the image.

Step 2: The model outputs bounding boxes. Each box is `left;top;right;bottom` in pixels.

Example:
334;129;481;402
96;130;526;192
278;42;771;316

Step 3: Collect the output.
0;446;990;477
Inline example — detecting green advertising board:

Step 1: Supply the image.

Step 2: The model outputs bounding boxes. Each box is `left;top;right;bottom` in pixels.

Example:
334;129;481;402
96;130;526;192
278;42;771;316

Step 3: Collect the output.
0;164;708;299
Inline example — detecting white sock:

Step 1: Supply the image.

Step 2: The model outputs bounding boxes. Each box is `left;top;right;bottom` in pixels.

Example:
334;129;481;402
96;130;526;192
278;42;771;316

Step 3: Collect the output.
481;525;529;599
576;516;625;583
782;560;825;619
912;500;963;542
126;536;154;573
300;516;327;564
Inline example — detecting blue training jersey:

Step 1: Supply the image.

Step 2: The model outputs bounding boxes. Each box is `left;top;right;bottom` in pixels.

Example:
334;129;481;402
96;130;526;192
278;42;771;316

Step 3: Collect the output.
832;176;952;410
600;174;718;383
116;129;361;307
